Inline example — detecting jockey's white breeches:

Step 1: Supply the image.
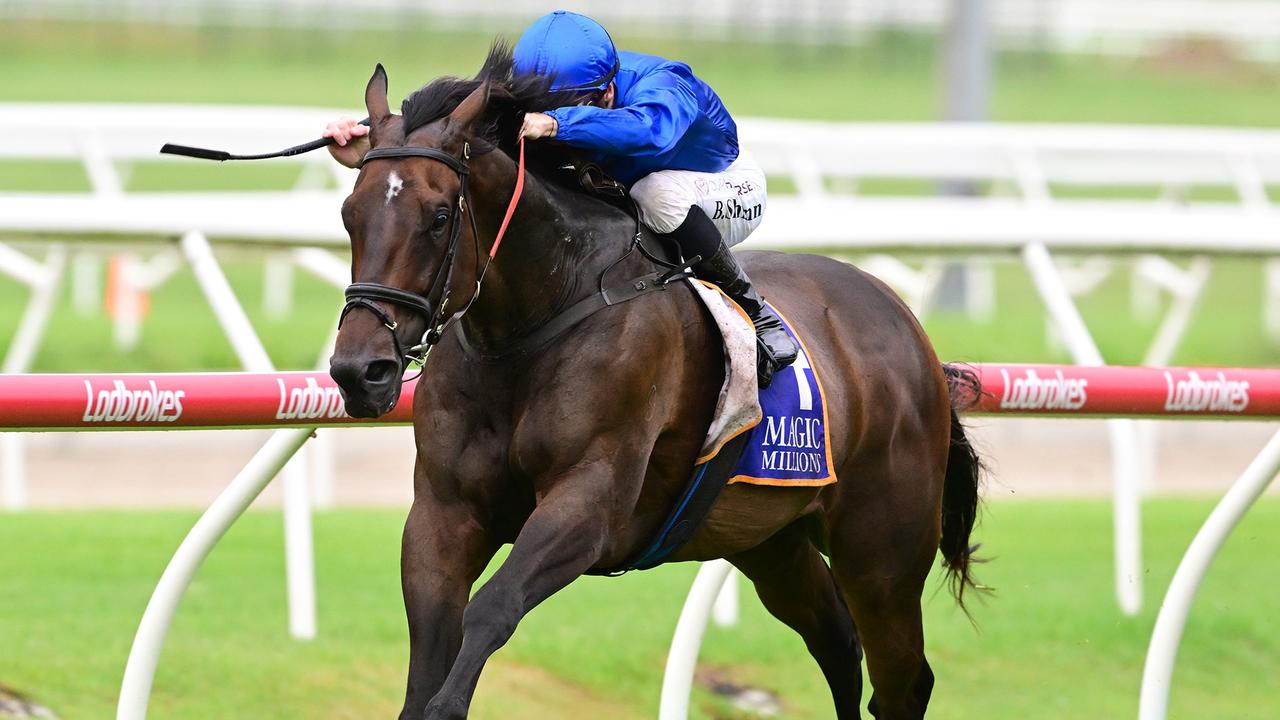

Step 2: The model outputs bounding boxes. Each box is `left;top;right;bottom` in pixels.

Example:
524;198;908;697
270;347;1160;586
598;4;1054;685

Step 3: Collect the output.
628;149;767;248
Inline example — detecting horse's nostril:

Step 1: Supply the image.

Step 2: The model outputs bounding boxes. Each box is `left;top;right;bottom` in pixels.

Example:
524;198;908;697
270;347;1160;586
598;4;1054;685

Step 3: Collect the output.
330;359;363;390
365;359;398;385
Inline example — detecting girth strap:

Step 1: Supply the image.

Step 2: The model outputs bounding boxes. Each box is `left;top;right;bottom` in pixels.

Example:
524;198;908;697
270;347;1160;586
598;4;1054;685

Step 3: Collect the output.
467;270;691;361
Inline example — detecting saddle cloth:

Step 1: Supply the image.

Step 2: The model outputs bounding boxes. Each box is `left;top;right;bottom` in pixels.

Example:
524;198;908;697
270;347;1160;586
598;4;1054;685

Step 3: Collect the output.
686;280;836;487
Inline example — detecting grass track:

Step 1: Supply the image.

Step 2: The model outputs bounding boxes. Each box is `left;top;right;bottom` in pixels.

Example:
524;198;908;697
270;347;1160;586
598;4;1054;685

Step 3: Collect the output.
2;499;1278;718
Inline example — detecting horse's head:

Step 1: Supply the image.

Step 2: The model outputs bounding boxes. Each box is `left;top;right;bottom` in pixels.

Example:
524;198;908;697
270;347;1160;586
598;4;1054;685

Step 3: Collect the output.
330;65;492;418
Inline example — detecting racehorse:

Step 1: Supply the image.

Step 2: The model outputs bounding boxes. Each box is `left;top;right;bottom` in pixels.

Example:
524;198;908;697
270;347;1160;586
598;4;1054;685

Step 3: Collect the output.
327;43;984;720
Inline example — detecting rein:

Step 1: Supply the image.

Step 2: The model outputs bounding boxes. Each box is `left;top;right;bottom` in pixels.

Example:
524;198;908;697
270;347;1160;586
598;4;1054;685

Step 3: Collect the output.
158;127;688;370
347;136;690;367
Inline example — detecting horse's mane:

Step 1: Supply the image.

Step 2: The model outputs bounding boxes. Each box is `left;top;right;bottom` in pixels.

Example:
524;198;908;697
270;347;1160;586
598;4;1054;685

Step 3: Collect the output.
400;40;586;181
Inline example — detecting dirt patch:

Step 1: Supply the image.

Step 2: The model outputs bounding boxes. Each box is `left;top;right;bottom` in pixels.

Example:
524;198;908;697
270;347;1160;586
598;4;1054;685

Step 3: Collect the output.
0;685;58;719
695;664;784;719
471;659;647;720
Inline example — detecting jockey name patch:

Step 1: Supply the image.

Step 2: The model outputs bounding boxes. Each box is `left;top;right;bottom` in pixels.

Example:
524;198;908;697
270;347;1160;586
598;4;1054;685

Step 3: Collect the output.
729;308;835;487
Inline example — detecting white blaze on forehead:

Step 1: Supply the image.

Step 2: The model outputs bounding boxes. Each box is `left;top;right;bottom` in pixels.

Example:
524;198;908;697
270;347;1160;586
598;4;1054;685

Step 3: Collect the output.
385;171;404;204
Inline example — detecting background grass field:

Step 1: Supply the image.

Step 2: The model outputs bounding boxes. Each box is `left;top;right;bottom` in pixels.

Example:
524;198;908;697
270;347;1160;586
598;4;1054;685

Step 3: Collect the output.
3;499;1279;719
3;21;1280;371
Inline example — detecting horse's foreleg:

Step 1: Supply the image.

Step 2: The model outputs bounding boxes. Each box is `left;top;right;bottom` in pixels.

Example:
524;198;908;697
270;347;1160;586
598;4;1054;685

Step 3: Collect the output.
399;495;498;720
421;474;614;720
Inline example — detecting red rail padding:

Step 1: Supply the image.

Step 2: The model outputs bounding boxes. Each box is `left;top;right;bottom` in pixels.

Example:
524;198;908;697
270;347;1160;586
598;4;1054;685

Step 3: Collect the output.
0;371;417;431
968;364;1280;419
0;364;1278;431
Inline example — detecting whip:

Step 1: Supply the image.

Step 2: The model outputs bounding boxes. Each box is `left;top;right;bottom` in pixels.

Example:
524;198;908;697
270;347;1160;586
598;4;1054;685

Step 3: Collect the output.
159;118;370;161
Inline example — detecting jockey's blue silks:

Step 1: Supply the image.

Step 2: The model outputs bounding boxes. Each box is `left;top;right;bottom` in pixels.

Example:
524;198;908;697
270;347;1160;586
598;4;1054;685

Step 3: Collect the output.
512;11;740;185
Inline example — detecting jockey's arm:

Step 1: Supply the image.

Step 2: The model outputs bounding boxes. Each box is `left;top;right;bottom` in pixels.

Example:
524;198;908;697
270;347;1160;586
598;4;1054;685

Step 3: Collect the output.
544;65;700;156
323;117;370;169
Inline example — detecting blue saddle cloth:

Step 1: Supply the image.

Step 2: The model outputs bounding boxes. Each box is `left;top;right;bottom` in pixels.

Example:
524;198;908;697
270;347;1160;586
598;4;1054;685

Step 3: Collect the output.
727;307;835;487
587;305;834;576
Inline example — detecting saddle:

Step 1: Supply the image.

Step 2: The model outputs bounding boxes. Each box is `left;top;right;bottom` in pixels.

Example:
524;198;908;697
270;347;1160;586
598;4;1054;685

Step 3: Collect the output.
573;159;684;266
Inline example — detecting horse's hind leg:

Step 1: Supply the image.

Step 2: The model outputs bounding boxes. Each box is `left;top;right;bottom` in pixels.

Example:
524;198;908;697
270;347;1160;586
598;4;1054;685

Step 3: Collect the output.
729;520;865;719
829;459;943;719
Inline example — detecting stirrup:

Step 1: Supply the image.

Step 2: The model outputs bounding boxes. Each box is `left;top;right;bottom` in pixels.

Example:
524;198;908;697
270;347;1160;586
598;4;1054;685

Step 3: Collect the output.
756;337;796;388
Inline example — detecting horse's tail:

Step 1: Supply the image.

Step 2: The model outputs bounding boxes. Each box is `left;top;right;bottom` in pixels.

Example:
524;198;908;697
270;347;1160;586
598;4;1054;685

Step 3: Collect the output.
940;363;988;613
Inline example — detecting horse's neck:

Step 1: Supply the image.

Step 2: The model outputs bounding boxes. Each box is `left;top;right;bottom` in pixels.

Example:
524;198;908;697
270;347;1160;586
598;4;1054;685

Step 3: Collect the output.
460;153;643;350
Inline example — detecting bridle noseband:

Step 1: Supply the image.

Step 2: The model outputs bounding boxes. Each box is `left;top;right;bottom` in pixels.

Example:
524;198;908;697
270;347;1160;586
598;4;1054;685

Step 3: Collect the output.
341;141;497;370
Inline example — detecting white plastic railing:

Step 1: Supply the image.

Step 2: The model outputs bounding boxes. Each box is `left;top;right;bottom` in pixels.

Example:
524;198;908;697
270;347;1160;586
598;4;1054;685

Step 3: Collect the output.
3;104;1279;718
7;106;1280;250
5;104;1280;624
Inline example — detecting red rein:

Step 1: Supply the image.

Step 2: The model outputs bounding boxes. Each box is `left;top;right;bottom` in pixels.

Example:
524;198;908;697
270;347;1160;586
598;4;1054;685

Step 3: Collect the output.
488;136;526;259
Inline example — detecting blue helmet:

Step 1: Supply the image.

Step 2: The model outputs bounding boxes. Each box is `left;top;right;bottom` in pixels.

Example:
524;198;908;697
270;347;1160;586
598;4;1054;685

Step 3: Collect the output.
513;10;619;93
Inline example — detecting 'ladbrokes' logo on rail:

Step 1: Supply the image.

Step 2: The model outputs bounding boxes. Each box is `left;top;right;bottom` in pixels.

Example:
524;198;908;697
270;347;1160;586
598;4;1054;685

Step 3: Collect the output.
276;377;348;420
998;368;1088;411
1163;371;1249;413
82;380;185;423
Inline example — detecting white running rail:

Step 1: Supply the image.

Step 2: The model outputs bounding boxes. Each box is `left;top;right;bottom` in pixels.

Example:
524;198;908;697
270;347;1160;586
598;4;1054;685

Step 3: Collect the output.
4;104;1280;633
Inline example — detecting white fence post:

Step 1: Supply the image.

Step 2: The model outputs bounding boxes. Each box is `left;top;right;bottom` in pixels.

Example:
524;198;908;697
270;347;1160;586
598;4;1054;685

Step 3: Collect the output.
308;322;343;510
71;251;101;316
711;569;739;628
117;427;315;720
179;230;316;640
0;243;66;510
1138;428;1280;719
1022;241;1144;615
659;560;734;720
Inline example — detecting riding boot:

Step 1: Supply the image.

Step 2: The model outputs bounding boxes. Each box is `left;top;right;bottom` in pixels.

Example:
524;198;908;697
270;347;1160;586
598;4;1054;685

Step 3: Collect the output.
668;206;800;388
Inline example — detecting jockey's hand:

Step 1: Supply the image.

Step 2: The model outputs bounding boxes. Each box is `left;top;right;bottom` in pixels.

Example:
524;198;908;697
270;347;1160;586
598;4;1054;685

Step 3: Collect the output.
324;117;370;169
520;113;558;140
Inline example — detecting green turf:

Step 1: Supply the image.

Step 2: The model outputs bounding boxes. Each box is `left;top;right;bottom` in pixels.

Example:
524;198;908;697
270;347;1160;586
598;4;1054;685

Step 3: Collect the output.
1;499;1277;718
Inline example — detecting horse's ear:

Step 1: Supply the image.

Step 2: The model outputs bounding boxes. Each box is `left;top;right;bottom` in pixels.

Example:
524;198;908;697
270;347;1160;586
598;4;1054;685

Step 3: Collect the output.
365;63;390;123
447;82;491;135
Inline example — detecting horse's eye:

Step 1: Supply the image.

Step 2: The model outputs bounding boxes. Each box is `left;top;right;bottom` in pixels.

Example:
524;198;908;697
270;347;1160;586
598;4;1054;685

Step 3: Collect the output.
431;211;450;232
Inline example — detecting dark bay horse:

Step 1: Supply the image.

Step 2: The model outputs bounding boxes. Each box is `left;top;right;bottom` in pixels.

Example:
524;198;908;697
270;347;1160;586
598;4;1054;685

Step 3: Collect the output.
328;45;983;720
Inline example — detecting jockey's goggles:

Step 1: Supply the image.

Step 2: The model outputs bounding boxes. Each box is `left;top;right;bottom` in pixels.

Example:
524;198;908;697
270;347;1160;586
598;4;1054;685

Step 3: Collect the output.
555;58;620;94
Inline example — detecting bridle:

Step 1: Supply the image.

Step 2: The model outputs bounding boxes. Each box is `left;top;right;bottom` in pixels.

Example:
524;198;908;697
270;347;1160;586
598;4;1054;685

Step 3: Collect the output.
341;138;526;370
161;122;693;371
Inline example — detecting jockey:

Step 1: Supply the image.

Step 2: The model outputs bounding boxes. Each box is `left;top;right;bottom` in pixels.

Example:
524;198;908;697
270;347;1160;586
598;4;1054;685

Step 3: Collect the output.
513;10;799;387
325;10;799;386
